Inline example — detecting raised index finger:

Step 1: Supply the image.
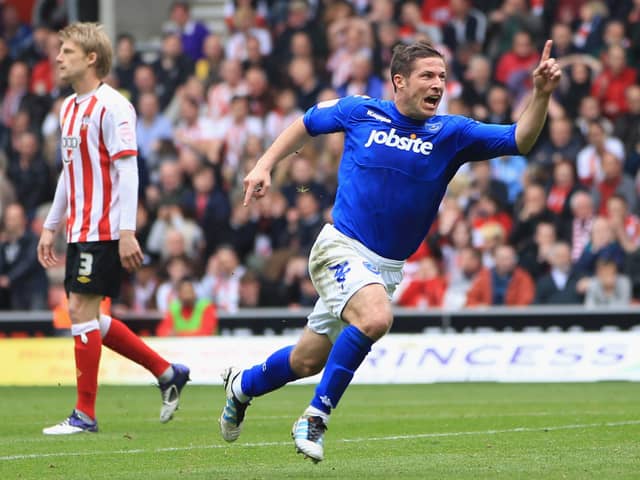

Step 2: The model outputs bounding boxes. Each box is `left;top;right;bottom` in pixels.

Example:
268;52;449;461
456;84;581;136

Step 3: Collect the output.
243;179;254;207
540;39;552;62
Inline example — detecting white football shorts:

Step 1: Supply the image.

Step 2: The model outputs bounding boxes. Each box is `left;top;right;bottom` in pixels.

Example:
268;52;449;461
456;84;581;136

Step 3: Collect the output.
307;224;404;343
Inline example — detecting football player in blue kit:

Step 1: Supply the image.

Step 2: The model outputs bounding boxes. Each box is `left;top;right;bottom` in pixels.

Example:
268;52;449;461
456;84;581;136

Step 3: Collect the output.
219;40;561;462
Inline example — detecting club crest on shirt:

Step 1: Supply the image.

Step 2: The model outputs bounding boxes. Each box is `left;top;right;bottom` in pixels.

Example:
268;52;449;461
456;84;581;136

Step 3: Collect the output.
427;122;442;132
80;115;91;130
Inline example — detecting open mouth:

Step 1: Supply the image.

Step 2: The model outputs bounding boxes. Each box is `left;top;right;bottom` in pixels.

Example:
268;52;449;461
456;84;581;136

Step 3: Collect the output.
424;95;440;107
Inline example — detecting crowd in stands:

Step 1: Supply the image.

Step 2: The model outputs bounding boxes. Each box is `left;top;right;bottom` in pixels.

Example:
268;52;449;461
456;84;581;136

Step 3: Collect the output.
1;0;640;322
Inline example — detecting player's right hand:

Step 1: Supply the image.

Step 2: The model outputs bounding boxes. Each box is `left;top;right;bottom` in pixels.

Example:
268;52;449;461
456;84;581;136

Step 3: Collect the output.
37;229;58;269
242;165;271;207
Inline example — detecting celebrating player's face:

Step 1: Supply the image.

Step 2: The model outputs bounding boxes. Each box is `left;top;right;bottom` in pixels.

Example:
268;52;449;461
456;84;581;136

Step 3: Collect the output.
56;40;93;84
396;56;446;120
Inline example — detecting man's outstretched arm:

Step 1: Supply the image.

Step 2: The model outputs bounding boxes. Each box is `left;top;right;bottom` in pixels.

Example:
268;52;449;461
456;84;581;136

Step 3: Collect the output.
515;39;562;154
243;117;311;206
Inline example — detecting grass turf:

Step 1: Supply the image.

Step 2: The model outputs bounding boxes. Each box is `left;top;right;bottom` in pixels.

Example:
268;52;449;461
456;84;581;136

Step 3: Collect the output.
0;383;639;479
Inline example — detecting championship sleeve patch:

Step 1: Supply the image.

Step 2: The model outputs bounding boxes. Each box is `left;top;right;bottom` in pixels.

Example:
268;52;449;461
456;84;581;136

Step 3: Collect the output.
117;121;134;144
317;98;340;109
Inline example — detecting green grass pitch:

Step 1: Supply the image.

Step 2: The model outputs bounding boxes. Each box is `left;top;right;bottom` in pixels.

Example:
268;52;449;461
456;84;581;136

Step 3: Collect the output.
1;383;639;479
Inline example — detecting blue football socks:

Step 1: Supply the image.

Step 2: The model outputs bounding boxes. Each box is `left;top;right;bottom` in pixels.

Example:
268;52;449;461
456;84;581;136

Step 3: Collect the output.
310;325;374;414
240;345;299;398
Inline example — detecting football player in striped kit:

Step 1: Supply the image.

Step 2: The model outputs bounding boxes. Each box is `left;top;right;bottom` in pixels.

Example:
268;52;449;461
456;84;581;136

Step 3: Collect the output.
38;23;190;435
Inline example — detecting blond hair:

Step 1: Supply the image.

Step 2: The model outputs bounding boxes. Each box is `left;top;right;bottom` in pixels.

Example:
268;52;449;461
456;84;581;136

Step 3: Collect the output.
59;22;113;79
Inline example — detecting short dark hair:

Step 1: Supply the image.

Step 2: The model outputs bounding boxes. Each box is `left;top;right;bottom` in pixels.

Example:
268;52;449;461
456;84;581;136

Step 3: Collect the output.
390;41;444;92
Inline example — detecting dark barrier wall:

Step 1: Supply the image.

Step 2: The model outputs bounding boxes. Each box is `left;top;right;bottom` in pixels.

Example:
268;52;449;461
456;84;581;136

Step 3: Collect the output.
1;306;640;337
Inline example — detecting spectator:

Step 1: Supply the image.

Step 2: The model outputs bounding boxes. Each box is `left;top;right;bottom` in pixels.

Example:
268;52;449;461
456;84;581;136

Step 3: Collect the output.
280;253;318;307
280;156;331;210
574;216;626;276
293;191;324;255
146;160;187;210
494;30;538;101
336;51;384;99
181;165;232;258
461;54;493;120
614;85;640;176
530;116;584;167
129;260;159;313
510;183;557;255
576;120;625;187
575;95;612;139
584;257;632;307
0;203;48;309
546;159;580;220
572;1;608;56
207;58;248;119
199;244;245;312
238;268;285;307
420;0;451;27
518;220;556;280
606;193;640;253
16;24;48;68
629;0;640;71
489;154;527;207
265;88;303;146
466;244;535;307
1;62;48;134
174;94;217;159
146;203;204;261
7;131;51;217
441;0;486;77
442;245;483;309
591;150;636;215
271;0;327;69
562;190;595;262
549;22;579;58
534;241;583;305
468;192;513;249
152;32;194;110
195;33;225;87
397;256;446;308
485;0;542;59
288;56;328;111
372;20;401;76
0;37;11;98
155;254;194;313
2;4;32;59
225;6;271;62
467;160;509;211
211;94;264;181
113;33;143;101
398;1;443;46
166;0;209;62
29;29;59;96
156;277;218;336
130;64;159;113
326;17;373;89
590;44;638;120
136;92;173;177
484;84;512;124
245;66;274;117
0;156;16;223
555;56;599;118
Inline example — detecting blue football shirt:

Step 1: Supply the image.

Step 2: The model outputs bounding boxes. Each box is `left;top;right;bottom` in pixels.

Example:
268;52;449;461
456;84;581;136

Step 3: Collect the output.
303;96;520;260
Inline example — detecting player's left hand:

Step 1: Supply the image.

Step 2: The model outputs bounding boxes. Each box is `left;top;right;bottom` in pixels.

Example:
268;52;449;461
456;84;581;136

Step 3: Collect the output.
532;40;561;95
119;230;144;272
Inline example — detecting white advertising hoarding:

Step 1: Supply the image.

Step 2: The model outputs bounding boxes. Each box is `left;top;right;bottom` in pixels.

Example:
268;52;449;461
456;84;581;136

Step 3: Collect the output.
2;332;639;385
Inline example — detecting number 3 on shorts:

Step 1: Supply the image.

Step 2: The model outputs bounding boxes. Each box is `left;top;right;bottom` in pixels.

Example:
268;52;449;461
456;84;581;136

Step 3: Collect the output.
79;252;93;276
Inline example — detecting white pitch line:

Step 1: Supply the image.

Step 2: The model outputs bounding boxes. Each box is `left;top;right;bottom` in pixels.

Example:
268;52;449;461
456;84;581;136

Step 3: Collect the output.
1;420;639;462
